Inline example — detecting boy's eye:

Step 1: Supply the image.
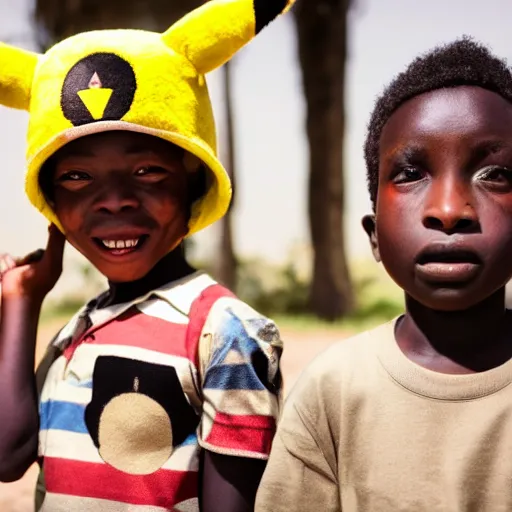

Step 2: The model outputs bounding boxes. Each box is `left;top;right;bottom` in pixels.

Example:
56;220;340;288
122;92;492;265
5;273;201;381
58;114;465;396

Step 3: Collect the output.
134;166;169;181
58;170;91;181
55;170;92;190
392;166;425;184
474;165;512;191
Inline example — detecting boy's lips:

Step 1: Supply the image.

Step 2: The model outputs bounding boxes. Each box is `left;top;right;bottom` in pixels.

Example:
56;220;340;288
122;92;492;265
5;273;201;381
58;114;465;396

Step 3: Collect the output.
415;243;483;283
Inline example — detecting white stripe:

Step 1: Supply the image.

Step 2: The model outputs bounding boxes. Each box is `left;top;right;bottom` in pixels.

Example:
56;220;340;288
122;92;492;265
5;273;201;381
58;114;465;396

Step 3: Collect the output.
204;389;279;417
174;498;200;512
42;429;200;471
43;430;103;464
155;273;216;315
38;429;48;458
40;356;67;404
41;493;177;512
41;380;92;405
162;443;200;471
136;298;188;324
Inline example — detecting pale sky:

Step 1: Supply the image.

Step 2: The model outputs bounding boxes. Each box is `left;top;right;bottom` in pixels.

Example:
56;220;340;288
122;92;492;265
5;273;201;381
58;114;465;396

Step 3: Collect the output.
1;0;512;296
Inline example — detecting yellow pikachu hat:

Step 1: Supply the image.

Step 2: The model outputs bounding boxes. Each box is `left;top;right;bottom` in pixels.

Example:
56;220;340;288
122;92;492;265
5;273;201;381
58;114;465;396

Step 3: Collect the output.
0;0;294;236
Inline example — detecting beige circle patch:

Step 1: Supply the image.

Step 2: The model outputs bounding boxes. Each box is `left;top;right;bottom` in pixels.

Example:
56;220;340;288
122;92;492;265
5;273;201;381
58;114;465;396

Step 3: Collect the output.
98;392;173;475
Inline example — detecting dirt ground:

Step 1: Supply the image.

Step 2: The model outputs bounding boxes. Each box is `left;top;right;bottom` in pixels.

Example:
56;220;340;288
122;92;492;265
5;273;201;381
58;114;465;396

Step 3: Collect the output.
0;321;347;512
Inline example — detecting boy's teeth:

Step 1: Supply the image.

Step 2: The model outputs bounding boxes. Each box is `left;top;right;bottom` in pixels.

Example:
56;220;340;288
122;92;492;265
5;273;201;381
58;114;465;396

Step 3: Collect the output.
102;239;139;249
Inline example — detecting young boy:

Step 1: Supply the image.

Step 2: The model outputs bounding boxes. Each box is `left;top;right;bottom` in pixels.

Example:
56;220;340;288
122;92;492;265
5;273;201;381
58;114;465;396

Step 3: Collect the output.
0;1;293;510
255;38;512;511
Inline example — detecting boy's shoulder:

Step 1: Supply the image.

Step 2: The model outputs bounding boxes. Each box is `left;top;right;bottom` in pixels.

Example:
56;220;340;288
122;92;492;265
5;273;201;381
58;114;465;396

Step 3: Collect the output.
304;318;398;379
153;272;282;370
285;319;399;420
154;271;279;336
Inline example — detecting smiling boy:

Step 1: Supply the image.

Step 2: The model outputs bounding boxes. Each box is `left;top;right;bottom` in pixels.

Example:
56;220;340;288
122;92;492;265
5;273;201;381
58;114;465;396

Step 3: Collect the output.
0;1;293;511
256;38;512;512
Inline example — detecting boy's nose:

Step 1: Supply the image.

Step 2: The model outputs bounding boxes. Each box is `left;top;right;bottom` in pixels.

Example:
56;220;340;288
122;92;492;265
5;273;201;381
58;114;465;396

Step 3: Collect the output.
422;178;479;233
93;181;140;214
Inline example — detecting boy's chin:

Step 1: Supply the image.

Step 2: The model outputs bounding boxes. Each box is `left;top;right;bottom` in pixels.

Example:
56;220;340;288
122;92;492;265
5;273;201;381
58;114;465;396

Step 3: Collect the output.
407;285;506;312
94;260;156;283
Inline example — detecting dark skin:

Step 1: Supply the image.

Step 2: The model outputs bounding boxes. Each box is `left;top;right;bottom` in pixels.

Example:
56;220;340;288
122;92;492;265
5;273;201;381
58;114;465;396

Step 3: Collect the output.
363;86;512;375
0;131;265;511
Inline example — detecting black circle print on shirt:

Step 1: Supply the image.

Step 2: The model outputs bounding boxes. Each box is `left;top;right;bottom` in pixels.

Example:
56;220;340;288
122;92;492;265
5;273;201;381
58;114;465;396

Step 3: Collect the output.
61;53;136;126
85;356;199;475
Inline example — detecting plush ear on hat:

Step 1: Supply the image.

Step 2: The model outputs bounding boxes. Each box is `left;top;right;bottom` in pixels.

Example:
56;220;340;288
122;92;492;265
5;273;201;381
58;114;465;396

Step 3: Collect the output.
162;0;295;75
0;43;39;111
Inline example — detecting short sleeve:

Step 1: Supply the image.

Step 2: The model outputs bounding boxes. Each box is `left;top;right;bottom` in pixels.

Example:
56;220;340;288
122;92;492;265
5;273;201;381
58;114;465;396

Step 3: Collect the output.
197;298;283;459
255;370;340;511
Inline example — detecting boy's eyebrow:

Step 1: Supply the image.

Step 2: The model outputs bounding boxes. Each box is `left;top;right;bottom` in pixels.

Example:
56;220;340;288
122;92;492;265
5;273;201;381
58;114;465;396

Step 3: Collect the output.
58;148;95;158
124;145;154;155
468;139;508;164
125;144;183;157
382;144;427;164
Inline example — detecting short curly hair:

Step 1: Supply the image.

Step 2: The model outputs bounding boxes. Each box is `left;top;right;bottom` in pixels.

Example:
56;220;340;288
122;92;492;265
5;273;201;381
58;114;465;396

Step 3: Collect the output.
364;37;512;209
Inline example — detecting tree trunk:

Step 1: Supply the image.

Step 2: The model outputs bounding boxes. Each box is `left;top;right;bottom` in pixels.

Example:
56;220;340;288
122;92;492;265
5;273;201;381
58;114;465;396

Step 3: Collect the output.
295;0;354;320
216;61;238;291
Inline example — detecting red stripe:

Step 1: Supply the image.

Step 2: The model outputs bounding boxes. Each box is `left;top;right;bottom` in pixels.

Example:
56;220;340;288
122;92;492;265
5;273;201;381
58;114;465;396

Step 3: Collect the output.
43;457;198;507
205;413;276;455
186;284;235;365
85;307;189;358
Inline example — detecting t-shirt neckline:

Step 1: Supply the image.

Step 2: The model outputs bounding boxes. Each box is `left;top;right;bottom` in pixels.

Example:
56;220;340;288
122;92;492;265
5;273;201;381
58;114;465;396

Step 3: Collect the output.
377;316;512;401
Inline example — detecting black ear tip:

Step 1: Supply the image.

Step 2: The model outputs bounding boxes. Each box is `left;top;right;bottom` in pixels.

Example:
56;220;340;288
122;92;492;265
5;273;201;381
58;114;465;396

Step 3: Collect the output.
254;0;291;34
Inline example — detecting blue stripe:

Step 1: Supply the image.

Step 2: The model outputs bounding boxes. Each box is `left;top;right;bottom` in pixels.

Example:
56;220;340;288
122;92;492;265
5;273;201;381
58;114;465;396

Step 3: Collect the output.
64;378;92;389
39;400;88;434
204;363;265;391
76;380;92;389
180;432;198;447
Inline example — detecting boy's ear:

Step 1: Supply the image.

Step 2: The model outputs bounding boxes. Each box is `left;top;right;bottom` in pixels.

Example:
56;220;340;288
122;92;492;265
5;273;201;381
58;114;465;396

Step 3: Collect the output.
362;214;380;262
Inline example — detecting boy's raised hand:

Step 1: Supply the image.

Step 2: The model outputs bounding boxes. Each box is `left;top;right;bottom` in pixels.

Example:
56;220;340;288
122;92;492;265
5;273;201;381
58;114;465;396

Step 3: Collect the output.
0;225;66;302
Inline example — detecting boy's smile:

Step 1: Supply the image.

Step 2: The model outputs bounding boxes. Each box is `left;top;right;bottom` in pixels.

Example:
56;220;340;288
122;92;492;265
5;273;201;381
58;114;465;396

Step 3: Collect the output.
364;86;512;311
48;131;190;282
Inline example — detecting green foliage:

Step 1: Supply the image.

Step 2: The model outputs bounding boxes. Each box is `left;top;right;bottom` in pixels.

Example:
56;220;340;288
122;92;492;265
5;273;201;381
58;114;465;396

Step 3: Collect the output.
236;258;309;316
234;257;404;328
41;296;85;322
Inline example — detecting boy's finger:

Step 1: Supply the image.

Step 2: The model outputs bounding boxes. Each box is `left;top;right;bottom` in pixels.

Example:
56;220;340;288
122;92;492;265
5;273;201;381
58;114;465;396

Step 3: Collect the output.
16;249;45;266
44;225;66;263
0;255;17;274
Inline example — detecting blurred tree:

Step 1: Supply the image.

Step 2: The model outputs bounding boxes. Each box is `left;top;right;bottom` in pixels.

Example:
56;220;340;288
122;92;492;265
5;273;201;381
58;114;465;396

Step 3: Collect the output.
294;0;355;320
34;0;238;290
215;61;238;290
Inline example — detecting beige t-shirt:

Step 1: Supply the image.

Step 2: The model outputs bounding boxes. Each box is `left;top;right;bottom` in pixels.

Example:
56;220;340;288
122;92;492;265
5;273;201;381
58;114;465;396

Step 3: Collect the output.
256;318;512;512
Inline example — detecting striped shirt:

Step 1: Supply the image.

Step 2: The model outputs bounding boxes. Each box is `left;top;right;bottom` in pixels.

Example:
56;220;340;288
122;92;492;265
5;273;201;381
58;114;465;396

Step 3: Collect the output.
37;271;283;511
